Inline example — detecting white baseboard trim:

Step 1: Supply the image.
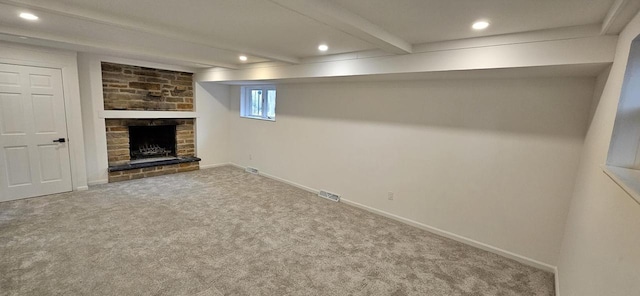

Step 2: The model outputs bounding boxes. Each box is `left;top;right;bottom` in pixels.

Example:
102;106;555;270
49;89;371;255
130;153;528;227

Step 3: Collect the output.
340;197;556;273
87;179;108;186
554;266;560;296
229;163;320;195
76;185;89;191
200;162;232;170
228;163;557;274
259;172;319;195
228;163;318;194
228;163;244;170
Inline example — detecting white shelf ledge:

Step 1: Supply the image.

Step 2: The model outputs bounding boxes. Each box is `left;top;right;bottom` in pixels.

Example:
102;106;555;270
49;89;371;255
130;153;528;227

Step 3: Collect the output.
602;165;640;206
99;110;197;119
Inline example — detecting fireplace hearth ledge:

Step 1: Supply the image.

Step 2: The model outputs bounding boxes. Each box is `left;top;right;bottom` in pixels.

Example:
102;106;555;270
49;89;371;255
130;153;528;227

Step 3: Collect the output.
108;156;201;172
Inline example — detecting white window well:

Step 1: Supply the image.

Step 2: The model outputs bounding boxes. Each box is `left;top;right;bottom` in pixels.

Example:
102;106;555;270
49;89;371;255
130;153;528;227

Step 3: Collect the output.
605;35;640;205
241;85;276;121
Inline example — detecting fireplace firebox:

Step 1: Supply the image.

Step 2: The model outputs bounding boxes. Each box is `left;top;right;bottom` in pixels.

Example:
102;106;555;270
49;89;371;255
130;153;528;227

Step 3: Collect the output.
128;125;177;163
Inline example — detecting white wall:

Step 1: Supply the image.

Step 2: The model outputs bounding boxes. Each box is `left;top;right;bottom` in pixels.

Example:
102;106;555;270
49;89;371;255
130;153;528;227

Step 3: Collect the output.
195;82;230;168
77;53;109;185
226;77;595;267
556;12;640;296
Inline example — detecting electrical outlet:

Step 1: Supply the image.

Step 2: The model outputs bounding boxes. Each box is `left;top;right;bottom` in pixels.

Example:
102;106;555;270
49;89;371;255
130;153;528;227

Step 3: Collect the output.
249;154;253;160
387;191;394;200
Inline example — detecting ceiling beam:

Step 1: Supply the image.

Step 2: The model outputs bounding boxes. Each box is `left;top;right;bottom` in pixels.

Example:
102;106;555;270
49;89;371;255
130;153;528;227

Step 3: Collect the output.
0;28;241;69
269;0;413;54
601;0;640;35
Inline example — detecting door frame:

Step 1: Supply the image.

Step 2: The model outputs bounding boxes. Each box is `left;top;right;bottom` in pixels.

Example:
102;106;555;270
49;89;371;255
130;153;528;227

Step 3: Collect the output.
0;41;88;192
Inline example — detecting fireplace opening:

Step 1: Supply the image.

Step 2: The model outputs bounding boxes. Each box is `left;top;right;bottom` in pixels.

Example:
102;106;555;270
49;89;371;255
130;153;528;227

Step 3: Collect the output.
128;125;177;164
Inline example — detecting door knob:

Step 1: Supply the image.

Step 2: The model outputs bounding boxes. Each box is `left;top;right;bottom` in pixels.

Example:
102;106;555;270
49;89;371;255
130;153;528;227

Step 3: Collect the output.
53;138;66;143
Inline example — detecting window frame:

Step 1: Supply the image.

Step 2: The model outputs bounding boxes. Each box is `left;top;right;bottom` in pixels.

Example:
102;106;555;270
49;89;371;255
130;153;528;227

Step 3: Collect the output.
240;85;276;121
604;35;640;205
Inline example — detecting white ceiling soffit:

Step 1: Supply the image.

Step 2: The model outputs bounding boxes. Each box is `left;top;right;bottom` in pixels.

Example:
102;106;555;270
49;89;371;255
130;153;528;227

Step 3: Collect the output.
211;63;612;85
197;35;617;82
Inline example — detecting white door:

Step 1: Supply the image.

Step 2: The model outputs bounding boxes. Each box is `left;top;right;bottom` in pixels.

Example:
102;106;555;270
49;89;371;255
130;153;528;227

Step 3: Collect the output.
0;63;72;202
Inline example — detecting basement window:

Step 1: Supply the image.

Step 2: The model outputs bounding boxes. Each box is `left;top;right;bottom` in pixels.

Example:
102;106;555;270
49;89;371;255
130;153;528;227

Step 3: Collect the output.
240;85;276;121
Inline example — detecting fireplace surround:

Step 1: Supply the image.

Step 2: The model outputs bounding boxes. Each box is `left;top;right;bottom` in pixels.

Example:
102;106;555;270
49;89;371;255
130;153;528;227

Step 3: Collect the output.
105;119;199;182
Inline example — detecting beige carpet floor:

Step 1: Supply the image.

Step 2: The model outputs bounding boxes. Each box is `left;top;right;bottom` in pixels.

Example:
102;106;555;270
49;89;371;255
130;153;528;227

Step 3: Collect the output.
0;166;554;295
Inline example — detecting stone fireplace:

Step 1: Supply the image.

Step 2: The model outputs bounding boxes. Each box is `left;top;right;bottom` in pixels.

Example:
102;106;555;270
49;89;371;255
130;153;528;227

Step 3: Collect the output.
101;62;200;183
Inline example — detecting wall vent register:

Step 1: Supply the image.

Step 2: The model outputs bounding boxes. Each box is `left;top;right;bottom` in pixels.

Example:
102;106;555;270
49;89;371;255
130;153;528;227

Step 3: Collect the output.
319;190;340;202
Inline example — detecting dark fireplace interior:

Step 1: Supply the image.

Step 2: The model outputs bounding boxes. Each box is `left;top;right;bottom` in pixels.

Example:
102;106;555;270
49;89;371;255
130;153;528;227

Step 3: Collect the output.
129;125;177;162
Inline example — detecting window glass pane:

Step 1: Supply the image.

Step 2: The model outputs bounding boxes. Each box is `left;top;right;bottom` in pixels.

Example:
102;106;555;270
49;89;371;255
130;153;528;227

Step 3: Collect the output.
267;90;276;118
250;89;263;116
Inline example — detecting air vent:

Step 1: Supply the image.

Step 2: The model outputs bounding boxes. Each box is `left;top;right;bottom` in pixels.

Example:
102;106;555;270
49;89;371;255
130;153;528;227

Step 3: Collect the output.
318;190;340;202
245;167;259;174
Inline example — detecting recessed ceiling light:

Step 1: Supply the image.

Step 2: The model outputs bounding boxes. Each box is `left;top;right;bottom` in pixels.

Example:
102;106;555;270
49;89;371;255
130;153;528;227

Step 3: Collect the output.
318;44;329;51
472;21;490;30
239;55;248;61
19;12;39;21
